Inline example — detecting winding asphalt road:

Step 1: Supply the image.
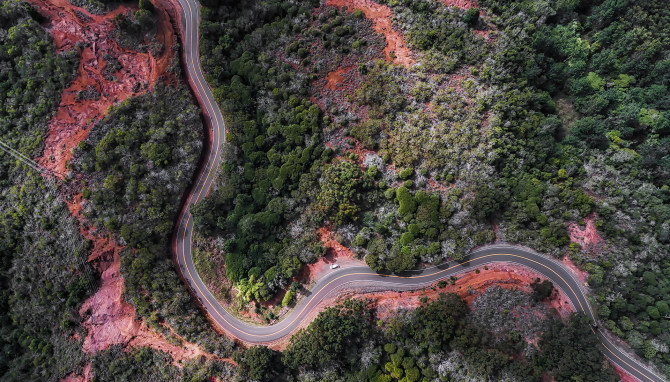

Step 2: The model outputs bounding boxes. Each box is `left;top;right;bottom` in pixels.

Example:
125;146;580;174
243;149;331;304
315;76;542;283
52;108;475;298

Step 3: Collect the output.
169;1;666;381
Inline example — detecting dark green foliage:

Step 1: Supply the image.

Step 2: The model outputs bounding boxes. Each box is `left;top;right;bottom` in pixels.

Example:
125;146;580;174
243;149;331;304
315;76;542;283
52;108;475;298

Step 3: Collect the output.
530;278;555;301
463;7;480;26
73;84;202;250
538;314;618;382
239;346;279;381
0;2;88;379
282;299;374;370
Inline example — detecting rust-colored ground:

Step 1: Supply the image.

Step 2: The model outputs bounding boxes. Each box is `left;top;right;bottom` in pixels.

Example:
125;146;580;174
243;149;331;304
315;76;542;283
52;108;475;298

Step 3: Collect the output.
568;213;604;255
29;0;177;175
439;0;477;8
325;66;353;90
24;0;227;378
326;0;414;67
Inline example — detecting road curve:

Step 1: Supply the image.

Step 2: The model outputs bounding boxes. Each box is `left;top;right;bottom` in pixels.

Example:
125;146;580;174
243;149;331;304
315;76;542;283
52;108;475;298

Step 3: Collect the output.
169;1;666;381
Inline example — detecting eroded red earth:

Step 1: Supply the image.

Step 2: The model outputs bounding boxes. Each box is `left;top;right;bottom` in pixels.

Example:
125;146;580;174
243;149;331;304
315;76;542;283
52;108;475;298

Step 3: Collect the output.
326;0;414;67
30;0;177;175
25;0;226;377
568;213;604;255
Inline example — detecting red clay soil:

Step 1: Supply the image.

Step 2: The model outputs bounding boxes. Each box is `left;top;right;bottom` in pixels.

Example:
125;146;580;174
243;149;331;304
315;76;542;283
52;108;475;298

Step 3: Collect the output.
439;0;477;8
370;262;575;321
303;226;366;284
325;66;353;90
568;213;604;254
65;194;224;369
26;0;224;376
28;0;177;175
326;0;414;67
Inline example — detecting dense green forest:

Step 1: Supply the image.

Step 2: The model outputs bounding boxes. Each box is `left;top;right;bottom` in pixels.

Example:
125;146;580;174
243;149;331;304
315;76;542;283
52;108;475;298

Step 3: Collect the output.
197;0;669;376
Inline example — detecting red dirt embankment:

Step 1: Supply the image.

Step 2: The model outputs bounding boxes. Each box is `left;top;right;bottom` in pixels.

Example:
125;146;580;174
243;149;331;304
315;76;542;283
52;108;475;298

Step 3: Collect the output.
29;0;176;175
326;0;414;67
26;0;225;377
568;213;604;254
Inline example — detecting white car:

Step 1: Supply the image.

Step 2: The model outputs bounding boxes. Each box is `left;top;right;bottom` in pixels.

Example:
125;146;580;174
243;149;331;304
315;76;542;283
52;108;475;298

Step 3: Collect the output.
330;264;339;269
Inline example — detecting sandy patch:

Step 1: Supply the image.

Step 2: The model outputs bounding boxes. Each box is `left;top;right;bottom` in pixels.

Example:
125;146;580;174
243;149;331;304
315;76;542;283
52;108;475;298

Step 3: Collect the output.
326;0;414;67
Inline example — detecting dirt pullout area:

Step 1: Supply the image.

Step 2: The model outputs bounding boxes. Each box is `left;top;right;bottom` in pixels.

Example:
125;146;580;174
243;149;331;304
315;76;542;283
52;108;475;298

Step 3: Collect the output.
28;0;176;175
304;226;366;284
326;0;414;67
568;213;604;255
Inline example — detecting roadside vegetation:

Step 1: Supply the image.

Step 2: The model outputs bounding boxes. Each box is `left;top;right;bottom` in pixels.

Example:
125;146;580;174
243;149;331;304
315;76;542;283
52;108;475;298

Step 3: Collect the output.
234;293;617;382
198;0;670;376
70;83;236;358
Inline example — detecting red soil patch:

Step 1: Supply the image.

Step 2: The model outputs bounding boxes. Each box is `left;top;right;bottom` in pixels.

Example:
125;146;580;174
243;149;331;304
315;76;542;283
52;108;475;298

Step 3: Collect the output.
439;0;476;8
325;66;353;90
28;0;177;175
370;263;574;321
326;0;414;67
27;0;222;373
65;194;222;367
568;213;604;254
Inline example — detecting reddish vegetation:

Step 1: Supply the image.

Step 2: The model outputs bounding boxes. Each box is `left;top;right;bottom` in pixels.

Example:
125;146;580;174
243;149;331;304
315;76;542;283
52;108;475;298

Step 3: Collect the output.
326;0;414;67
568;213;604;254
28;0;177;175
439;0;476;8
